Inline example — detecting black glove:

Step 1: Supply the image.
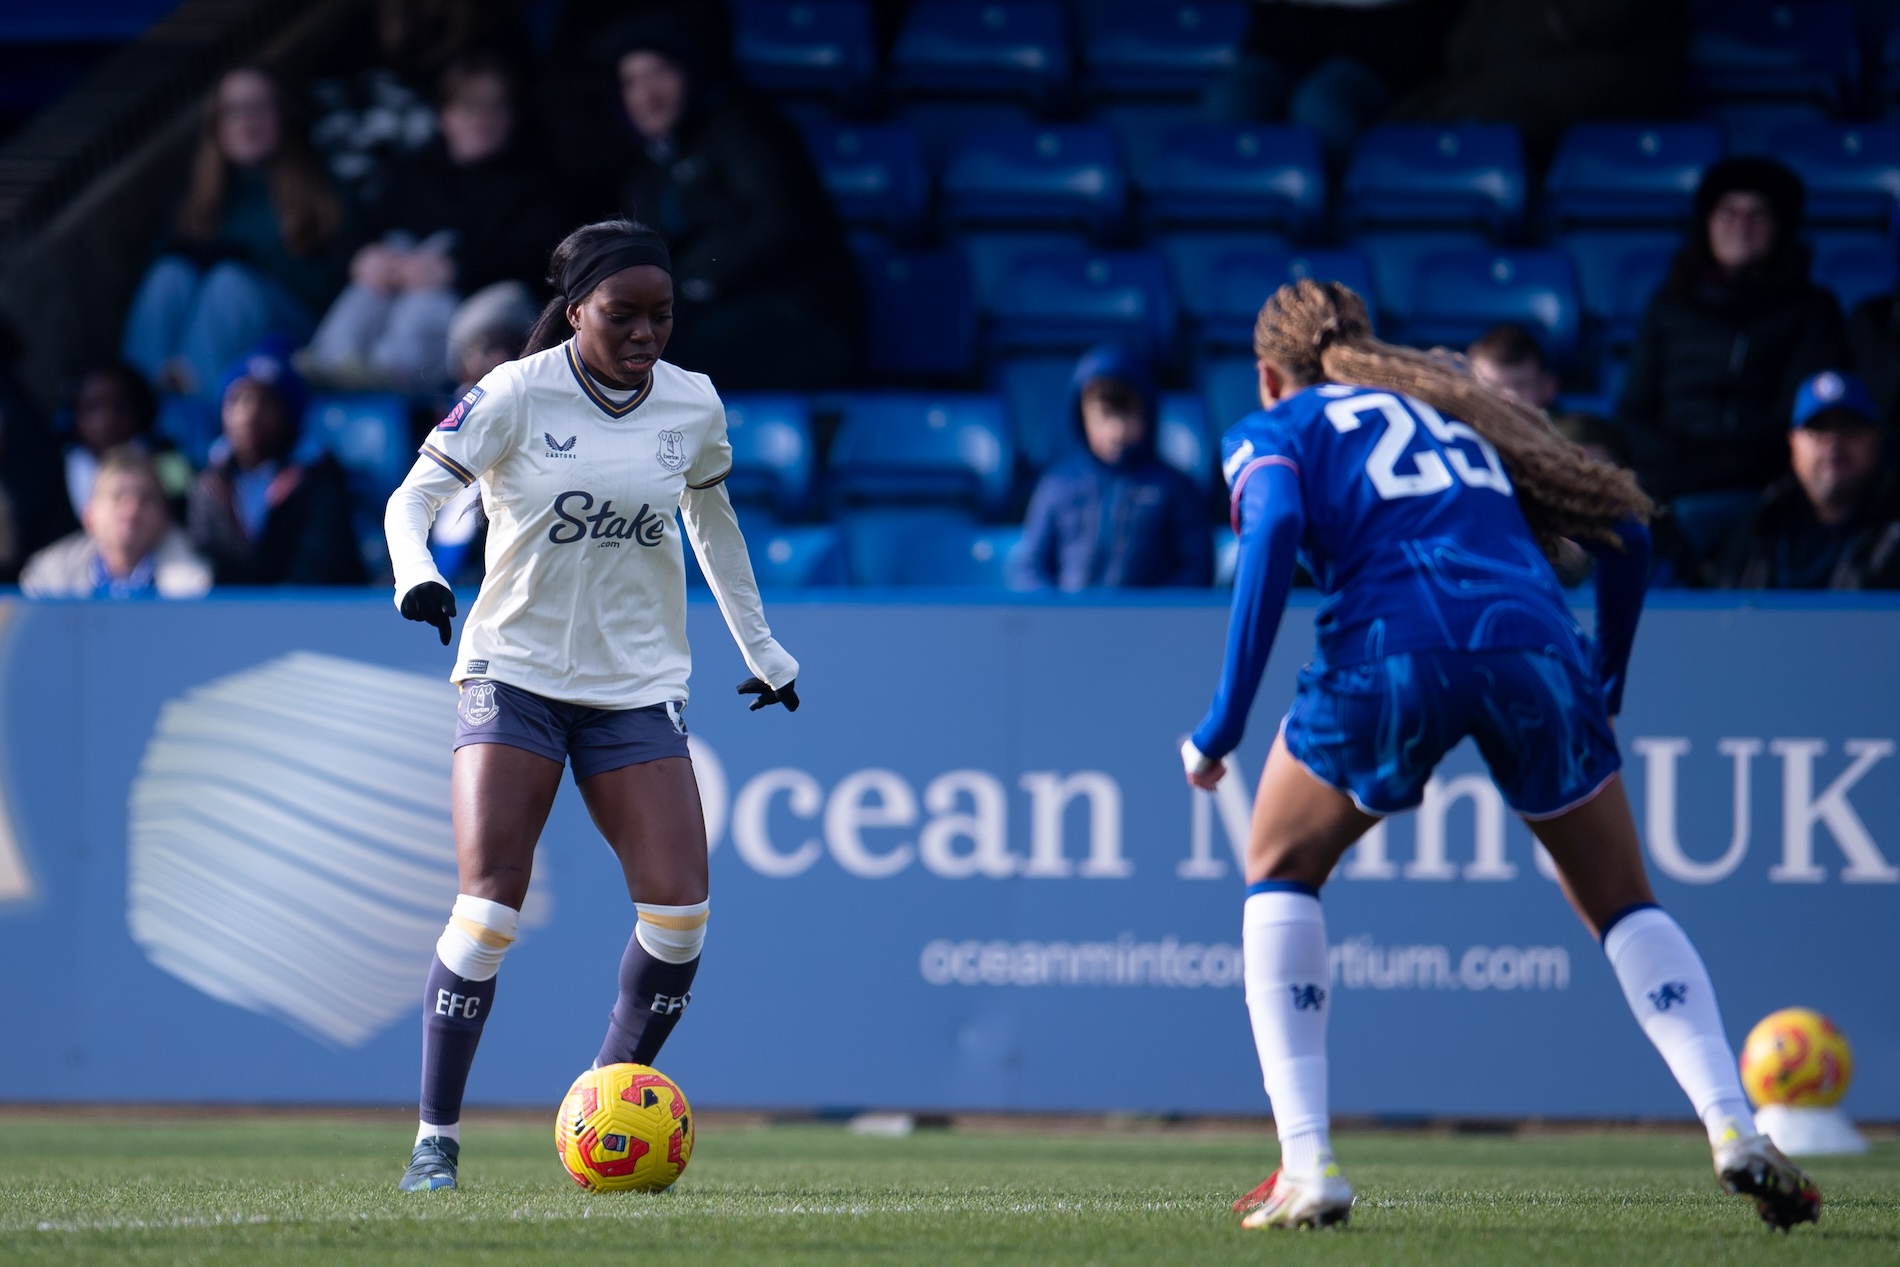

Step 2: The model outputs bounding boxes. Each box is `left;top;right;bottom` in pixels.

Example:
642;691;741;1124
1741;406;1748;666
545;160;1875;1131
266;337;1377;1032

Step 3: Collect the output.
737;676;799;712
399;581;457;646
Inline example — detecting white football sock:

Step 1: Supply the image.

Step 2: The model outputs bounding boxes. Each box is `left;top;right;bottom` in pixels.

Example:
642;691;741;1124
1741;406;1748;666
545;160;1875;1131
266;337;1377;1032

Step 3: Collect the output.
418;1119;460;1144
1603;906;1756;1146
1243;888;1334;1174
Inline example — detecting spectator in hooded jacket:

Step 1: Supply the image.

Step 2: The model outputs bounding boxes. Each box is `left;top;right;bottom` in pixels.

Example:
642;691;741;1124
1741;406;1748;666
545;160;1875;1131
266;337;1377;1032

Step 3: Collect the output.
1713;371;1900;590
187;343;365;586
23;447;212;599
305;54;567;390
1011;343;1213;590
610;18;861;388
1616;157;1848;504
122;67;345;403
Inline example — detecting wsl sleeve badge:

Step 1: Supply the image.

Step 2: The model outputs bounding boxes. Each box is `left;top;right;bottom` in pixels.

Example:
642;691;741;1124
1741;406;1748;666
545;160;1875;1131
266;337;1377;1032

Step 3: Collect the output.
436;385;487;432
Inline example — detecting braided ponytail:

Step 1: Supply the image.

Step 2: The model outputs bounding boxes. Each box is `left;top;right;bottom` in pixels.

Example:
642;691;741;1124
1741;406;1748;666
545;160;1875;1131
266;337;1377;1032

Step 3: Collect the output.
1253;280;1652;556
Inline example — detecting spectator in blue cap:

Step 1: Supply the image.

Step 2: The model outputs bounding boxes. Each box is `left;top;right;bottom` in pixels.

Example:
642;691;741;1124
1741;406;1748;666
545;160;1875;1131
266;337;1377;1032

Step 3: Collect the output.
1011;342;1213;590
1713;371;1900;589
186;341;364;585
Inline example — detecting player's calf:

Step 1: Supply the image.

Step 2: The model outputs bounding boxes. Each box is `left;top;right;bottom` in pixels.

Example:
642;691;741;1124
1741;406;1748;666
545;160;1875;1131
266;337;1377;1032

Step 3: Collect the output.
596;900;707;1067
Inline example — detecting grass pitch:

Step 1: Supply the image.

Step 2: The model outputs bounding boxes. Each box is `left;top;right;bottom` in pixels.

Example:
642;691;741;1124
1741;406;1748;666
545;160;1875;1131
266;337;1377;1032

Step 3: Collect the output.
1;1117;1895;1265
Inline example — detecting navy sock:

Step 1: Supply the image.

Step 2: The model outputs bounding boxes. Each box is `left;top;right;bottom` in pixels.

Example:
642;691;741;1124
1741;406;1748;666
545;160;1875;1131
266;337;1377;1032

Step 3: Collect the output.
595;933;700;1068
419;953;497;1127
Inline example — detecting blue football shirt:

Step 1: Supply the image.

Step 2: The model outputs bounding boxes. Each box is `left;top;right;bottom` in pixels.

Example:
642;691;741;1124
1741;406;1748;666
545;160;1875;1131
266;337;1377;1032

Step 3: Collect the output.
1220;383;1586;668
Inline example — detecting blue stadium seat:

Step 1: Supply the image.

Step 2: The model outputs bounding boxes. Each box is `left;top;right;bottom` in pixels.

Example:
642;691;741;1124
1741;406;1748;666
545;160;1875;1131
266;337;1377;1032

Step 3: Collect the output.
0;1;177;40
993;354;1078;468
838;508;983;584
1700;100;1830;156
829;393;1015;514
890;524;1024;586
1157;391;1212;488
1351;231;1489;321
1544;123;1722;229
1099;102;1202;176
894;101;1036;169
1560;230;1679;346
1199;353;1260;433
892;1;1072;105
1082;1;1247;98
1769;123;1900;228
801;121;930;236
305;393;412;499
687;520;850;589
985;245;1175;354
1689;0;1859;109
1399;249;1581;361
1166;236;1375;347
1213;525;1237;585
723;395;815;518
1670;489;1761;559
1342;124;1525;235
733;2;877;100
941;125;1128;231
1810;232;1897;316
852;237;978;379
1139;123;1324;235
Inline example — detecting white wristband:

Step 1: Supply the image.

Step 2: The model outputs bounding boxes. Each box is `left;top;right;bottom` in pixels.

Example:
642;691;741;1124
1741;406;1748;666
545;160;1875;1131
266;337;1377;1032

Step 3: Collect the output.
1181;737;1224;780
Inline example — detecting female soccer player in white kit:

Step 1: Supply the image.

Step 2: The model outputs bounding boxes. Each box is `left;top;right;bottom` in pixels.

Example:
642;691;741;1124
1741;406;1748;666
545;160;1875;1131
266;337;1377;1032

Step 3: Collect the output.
383;219;800;1191
1184;281;1821;1232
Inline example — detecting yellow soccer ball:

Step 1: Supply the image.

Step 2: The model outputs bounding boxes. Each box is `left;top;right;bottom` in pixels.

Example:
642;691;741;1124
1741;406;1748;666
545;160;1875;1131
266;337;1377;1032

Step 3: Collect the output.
555;1063;695;1191
1740;1009;1853;1108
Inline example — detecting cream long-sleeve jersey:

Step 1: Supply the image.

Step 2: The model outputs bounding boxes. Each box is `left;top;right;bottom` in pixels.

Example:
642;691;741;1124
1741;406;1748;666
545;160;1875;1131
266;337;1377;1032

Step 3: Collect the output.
384;341;798;709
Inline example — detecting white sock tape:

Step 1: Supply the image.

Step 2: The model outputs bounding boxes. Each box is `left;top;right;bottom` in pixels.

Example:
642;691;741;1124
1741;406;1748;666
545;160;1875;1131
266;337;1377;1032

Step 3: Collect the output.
634;900;708;965
435;893;519;982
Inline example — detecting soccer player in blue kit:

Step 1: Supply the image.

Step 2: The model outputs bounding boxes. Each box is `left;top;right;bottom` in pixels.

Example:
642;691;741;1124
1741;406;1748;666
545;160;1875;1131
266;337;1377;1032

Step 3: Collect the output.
1182;281;1822;1232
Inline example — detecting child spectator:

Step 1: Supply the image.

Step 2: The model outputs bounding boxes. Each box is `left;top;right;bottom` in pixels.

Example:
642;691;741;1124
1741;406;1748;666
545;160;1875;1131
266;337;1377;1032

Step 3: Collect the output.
121;67;344;403
187;344;365;586
61;365;194;523
610;18;861;388
1011;343;1213;591
1713;372;1900;590
22;447;212;599
1616;157;1848;503
1467;324;1559;411
305;55;566;390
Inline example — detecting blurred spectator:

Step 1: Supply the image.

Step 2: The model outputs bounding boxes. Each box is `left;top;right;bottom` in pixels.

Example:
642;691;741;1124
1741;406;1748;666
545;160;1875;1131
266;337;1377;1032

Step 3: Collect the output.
121;68;345;403
1467;323;1558;411
305;55;567;391
1616;158;1848;503
61;365;193;523
1713;372;1900;590
309;0;528;201
1389;0;1688;165
1846;272;1900;429
1011;343;1213;591
446;280;538;390
1205;0;1460;164
187;344;365;586
0;320;73;580
22;448;212;599
610;19;861;389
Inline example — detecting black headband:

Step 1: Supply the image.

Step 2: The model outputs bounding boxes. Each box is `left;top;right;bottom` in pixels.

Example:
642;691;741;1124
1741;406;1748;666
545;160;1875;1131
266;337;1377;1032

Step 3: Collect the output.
561;234;672;303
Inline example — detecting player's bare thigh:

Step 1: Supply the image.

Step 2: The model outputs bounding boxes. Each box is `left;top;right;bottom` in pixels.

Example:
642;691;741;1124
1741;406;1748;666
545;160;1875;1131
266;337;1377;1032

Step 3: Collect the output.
452;742;564;909
576;756;709;907
1245;732;1382;887
1520;773;1656;937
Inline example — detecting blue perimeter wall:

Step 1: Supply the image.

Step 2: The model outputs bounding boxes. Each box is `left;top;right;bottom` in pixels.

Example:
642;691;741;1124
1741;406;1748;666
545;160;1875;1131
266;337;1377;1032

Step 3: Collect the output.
0;592;1896;1120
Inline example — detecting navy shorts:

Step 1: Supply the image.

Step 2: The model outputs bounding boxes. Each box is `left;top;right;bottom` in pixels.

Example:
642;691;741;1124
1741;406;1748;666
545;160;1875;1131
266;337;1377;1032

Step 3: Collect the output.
454;679;689;779
1281;648;1621;819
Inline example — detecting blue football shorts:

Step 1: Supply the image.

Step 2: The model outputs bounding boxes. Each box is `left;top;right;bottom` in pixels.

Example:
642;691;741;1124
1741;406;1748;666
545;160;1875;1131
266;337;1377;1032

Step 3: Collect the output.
1280;647;1621;819
453;678;690;779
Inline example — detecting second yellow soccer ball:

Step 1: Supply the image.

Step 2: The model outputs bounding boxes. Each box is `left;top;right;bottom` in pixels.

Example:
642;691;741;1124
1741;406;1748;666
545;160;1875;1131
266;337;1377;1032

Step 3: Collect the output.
555;1062;695;1191
1739;1008;1853;1108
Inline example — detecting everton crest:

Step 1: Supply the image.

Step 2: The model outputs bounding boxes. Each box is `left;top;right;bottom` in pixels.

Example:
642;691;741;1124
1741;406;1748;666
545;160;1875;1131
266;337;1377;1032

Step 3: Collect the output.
460;681;499;726
656;429;687;472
